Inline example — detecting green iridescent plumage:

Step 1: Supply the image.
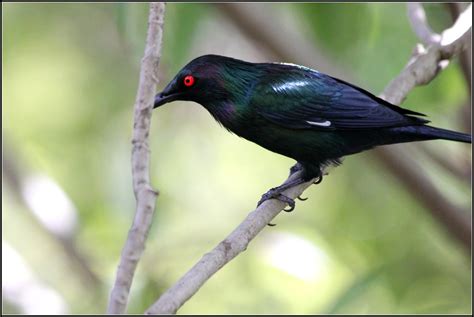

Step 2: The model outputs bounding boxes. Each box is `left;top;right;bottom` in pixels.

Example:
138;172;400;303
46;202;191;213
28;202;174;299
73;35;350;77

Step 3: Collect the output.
154;55;471;209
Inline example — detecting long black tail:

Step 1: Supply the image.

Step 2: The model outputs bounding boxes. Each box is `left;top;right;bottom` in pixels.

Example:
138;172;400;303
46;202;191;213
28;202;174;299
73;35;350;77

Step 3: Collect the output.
390;125;471;144
418;125;471;143
400;125;472;143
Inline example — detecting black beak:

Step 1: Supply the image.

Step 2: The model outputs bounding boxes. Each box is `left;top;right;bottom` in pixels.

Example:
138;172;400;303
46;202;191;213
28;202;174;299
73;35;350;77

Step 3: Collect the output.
154;91;178;108
153;92;167;108
154;79;181;109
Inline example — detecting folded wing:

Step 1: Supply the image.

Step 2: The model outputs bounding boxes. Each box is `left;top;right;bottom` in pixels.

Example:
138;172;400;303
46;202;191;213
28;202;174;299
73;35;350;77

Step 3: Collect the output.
254;66;429;131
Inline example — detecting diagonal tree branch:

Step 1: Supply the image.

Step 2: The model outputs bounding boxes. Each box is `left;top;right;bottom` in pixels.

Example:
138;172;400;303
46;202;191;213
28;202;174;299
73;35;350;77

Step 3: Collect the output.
107;3;165;314
375;4;472;248
145;172;315;314
146;5;471;313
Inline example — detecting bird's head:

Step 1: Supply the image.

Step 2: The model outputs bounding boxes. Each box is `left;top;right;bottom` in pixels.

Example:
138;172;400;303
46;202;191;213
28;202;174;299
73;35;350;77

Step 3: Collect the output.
154;55;258;109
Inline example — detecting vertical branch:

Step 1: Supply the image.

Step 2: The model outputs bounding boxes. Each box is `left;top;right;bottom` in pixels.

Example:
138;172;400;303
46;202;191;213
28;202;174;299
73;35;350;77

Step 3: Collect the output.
107;3;165;314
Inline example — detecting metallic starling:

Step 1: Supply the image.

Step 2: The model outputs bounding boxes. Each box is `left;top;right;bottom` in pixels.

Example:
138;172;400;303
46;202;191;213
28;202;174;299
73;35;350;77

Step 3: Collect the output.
154;55;471;210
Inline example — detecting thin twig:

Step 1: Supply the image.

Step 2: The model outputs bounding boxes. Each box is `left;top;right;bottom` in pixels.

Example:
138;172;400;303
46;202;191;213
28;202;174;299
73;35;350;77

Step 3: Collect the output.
446;3;472;89
377;4;472;249
446;3;472;135
380;4;471;105
407;3;441;45
146;4;471;314
439;4;472;51
107;3;165;314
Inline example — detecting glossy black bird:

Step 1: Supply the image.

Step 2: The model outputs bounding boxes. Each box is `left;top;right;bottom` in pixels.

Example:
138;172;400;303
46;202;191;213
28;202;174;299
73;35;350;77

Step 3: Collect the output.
154;55;471;210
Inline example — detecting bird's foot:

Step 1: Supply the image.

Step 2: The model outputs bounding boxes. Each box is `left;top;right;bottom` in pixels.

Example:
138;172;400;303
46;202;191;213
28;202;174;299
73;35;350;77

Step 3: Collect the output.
258;163;321;213
289;162;303;177
257;187;296;212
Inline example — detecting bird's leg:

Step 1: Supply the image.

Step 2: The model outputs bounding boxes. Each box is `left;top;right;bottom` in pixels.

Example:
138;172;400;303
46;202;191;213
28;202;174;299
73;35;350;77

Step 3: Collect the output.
257;164;322;212
289;162;303;177
289;162;308;201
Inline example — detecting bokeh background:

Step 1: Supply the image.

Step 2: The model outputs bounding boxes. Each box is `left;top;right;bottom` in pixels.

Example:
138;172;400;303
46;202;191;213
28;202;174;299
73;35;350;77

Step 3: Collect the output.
2;3;472;314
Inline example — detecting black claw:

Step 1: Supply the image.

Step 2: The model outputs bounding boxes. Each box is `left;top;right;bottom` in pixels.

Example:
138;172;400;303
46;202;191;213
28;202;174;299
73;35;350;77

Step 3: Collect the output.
314;175;323;184
297;195;308;201
274;194;296;212
267;222;277;227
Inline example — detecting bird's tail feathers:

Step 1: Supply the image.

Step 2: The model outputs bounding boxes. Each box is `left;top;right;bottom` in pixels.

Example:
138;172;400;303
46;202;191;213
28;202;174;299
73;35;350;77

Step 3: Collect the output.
419;125;471;143
399;125;472;143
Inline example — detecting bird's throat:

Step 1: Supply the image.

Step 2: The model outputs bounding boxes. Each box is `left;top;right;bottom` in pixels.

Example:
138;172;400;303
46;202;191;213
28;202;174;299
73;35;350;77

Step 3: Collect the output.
205;101;237;127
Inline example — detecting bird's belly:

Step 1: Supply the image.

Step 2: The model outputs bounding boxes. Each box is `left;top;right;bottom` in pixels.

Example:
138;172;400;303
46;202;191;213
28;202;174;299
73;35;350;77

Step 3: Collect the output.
235;125;384;165
234;126;340;164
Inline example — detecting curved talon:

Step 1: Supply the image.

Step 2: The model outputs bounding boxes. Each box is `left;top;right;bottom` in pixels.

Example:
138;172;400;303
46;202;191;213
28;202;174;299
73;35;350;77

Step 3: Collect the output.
283;205;295;212
314;175;323;184
267;222;277;227
297;195;308;201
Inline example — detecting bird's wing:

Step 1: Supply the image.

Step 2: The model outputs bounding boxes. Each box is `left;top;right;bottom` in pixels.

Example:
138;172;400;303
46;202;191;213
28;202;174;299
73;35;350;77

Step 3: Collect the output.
254;67;429;130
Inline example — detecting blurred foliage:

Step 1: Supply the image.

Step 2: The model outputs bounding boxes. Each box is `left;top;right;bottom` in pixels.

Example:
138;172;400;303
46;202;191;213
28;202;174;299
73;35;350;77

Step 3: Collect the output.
2;3;471;314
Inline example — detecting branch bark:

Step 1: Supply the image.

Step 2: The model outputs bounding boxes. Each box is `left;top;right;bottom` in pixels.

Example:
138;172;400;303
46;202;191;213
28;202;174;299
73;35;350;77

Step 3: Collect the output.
145;172;314;314
407;3;442;45
384;5;471;105
446;2;472;134
446;3;472;89
146;3;471;314
107;3;165;314
375;6;472;248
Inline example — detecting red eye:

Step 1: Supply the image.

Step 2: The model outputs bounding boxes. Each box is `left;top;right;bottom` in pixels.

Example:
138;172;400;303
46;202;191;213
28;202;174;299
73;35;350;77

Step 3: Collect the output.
183;75;195;87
